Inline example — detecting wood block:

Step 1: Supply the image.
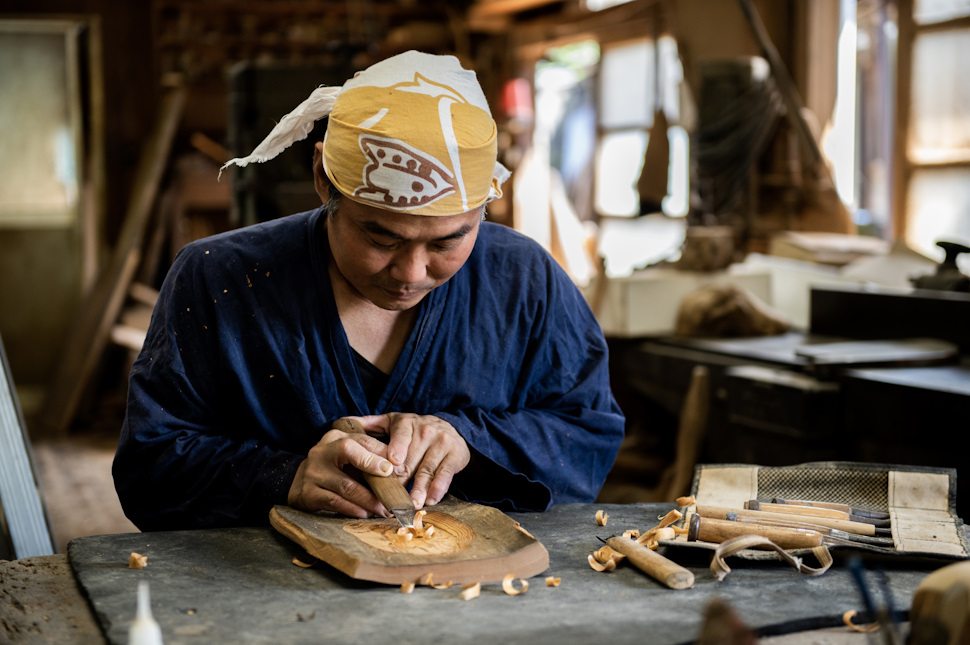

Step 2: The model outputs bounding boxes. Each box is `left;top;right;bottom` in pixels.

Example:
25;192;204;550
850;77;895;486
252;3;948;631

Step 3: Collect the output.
270;496;549;585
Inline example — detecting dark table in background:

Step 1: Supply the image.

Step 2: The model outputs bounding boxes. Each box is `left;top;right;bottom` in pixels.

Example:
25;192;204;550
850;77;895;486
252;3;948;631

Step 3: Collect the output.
609;332;970;519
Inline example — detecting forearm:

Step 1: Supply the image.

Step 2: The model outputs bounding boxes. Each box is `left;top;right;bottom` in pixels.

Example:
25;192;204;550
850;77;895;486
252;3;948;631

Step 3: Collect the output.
113;418;304;531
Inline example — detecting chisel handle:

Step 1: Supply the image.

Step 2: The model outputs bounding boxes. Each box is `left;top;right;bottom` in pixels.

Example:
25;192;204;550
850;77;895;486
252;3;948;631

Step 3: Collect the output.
696;504;876;536
605;537;694;589
689;515;824;550
771;497;890;520
332;418;415;514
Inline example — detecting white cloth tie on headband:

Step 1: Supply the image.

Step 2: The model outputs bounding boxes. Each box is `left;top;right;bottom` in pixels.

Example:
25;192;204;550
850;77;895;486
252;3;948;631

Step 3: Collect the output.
219;85;341;178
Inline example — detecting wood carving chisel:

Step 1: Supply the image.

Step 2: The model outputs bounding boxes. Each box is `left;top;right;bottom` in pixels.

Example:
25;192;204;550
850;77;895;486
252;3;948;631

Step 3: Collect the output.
689;515;895;552
770;497;890;520
725;513;895;548
695;504;882;537
747;500;890;528
332;417;416;528
687;514;826;550
599;536;694;589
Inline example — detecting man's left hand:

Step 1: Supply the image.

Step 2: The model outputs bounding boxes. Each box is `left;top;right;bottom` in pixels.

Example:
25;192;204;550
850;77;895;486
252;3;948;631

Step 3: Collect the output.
351;413;470;509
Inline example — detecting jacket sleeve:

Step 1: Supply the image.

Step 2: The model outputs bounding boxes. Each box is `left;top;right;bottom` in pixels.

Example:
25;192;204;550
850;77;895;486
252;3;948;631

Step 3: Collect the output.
112;245;305;531
435;250;625;512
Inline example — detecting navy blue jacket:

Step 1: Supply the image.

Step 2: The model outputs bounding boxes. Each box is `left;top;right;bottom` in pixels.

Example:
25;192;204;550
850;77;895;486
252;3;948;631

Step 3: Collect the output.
113;207;624;530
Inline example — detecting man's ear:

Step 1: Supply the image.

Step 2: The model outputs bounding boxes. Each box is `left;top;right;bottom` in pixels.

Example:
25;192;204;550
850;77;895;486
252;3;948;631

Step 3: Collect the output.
312;141;329;204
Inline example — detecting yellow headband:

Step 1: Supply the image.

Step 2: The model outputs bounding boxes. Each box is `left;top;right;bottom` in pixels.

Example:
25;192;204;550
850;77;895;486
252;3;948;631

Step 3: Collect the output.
221;51;510;217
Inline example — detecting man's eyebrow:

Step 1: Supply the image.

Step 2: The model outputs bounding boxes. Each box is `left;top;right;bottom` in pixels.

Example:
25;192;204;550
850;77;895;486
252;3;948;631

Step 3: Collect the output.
361;221;475;242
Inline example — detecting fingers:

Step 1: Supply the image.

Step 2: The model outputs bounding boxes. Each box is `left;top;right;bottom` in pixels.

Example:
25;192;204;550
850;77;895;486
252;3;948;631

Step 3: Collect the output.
355;414;410;468
286;429;394;518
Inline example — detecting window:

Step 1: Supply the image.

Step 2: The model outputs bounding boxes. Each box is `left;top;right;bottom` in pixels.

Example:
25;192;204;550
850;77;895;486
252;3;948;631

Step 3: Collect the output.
896;0;970;269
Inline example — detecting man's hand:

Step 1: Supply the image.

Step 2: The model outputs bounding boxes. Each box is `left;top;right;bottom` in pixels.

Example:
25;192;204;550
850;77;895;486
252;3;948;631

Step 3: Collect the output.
287;427;396;518
355;413;470;509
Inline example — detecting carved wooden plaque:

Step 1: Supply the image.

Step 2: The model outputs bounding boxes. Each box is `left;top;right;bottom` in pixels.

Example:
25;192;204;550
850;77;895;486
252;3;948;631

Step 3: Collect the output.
270;496;549;585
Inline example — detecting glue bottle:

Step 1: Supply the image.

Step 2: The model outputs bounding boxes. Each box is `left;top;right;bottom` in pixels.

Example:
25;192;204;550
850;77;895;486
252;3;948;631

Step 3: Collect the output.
128;581;164;645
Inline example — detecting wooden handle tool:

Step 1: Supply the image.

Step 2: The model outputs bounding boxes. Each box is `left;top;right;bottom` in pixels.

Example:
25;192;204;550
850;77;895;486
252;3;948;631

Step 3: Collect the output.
688;514;824;550
748;500;890;528
604;536;694;589
332;417;416;528
770;497;891;521
695;504;879;536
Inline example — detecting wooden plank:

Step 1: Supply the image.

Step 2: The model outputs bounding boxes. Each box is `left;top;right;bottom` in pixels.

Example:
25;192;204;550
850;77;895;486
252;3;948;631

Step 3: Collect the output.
38;82;187;436
270;496;550;585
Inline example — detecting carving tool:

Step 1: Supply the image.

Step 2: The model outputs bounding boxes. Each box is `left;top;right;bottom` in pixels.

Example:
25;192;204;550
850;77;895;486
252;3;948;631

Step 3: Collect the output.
747;500;890;528
770;497;891;521
688;514;827;550
598;536;694;589
724;513;896;549
332;417;416;528
695;504;884;537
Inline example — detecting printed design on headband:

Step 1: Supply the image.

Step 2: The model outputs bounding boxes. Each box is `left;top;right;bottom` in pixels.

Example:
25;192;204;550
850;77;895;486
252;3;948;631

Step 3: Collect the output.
354;136;457;209
352;73;472;211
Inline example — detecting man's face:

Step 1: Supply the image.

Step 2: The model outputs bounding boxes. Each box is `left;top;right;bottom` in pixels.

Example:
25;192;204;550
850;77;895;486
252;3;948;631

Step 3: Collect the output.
326;196;482;311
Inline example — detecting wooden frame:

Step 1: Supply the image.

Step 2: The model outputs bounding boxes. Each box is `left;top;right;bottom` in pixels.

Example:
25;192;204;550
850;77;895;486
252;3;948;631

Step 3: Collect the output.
893;0;970;243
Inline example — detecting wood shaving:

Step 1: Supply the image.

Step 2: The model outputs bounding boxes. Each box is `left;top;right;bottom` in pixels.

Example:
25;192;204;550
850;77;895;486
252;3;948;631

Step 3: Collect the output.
460;582;481;600
502;573;529;595
400;581;416;594
545;576;562;587
129;553;148;569
676;495;696;507
842;610;880;633
421;573;453;589
595;510;609;526
587;554;617;572
514;522;535;539
413;510;427;530
291;557;315;568
622;529;640;540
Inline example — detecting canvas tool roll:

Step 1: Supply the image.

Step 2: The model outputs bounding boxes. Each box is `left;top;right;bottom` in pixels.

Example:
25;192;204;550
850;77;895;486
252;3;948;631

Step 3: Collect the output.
664;462;969;572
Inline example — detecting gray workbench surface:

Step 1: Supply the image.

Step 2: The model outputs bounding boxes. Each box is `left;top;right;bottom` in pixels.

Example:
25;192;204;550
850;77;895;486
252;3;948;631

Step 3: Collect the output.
66;502;939;645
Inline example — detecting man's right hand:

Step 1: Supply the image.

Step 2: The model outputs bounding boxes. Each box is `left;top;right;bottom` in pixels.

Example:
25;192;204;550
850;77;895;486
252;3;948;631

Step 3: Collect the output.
286;426;396;518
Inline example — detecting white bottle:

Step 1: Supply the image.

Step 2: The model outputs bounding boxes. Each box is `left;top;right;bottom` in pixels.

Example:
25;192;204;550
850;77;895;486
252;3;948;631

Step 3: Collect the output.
128;581;164;645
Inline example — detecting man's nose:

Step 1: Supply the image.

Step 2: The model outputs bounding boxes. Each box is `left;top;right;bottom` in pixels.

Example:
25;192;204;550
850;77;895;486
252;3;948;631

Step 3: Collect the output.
389;246;428;284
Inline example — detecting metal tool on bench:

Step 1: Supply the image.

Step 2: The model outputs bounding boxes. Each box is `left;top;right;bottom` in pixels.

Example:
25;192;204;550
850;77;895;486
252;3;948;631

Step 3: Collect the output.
598;535;694;589
724;513;895;548
695;504;888;537
770;497;890;521
332;417;416;528
746;499;891;528
687;514;895;552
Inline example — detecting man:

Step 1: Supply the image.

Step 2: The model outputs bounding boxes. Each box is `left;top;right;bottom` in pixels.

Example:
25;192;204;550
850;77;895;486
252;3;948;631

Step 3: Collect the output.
113;51;624;531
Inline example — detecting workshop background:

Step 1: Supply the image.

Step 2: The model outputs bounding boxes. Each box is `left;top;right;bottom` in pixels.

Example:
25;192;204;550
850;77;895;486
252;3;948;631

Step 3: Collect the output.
1;0;968;555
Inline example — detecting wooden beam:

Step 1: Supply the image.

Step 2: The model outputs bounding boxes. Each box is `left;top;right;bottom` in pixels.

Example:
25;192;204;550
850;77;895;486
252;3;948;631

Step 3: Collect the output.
39;82;187;436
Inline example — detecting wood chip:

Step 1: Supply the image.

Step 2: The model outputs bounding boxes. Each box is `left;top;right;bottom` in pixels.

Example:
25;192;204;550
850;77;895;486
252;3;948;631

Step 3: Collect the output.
545;576;562;587
400;581;416;594
502;573;529;595
291;557;315;568
587;554;616;572
513;521;535;539
460;582;481;600
129;553;148;569
843;610;879;633
421;573;453;589
676;495;696;507
413;510;427;530
595;510;608;526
